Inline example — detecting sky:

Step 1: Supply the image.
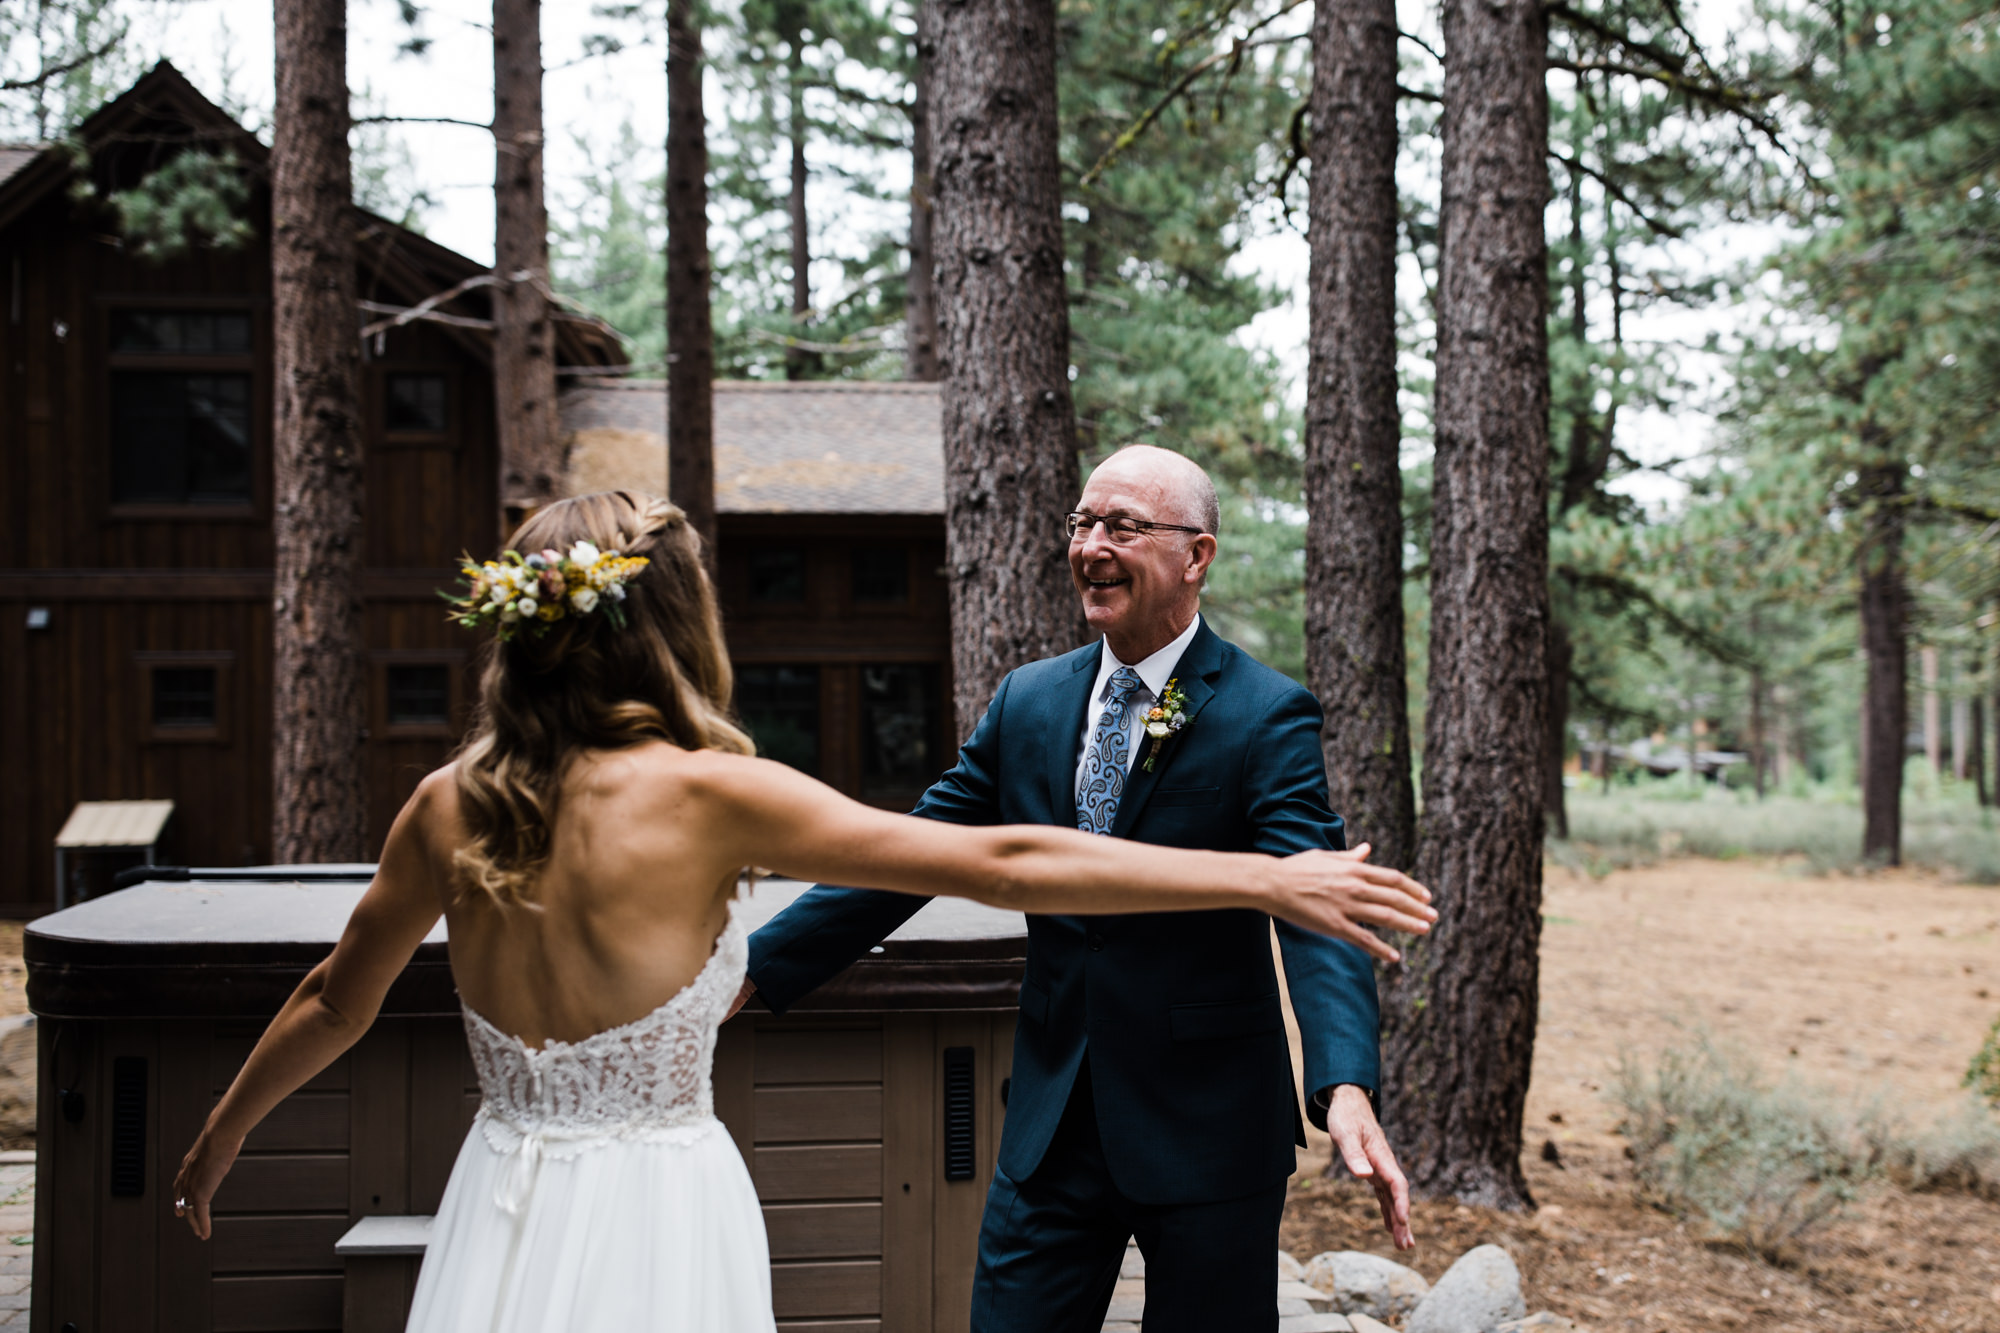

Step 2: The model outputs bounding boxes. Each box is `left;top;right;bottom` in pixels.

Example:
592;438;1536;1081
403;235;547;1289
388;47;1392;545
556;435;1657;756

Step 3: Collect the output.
131;0;1781;511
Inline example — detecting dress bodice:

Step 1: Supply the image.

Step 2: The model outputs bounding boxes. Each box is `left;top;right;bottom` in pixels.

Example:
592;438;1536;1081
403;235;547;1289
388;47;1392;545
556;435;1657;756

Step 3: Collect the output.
461;903;746;1185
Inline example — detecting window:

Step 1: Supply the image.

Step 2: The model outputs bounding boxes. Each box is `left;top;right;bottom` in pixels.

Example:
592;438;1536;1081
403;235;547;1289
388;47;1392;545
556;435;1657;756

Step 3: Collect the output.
151;666;218;729
748;549;807;604
851;546;910;605
109;308;255;508
110;373;253;503
110;311;251;355
384;373;450;434
860;664;942;802
386;665;452;727
737;665;821;776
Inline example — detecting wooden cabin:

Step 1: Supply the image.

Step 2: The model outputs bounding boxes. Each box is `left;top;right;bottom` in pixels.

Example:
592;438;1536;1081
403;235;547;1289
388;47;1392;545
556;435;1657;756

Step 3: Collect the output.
0;66;953;914
0;64;762;912
562;379;953;811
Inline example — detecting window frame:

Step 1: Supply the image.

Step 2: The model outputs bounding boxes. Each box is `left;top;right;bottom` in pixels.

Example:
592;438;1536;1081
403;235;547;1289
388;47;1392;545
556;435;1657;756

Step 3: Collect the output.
370;650;467;740
134;651;235;745
371;363;461;450
847;543;916;613
99;297;265;521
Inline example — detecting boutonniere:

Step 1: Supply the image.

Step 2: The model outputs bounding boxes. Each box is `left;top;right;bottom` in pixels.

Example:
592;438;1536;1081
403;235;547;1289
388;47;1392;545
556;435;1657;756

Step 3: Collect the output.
1140;678;1190;772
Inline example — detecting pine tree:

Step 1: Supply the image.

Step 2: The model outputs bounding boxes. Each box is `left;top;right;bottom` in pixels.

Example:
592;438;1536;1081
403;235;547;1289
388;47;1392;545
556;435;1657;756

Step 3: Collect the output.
493;0;562;514
271;0;368;863
668;0;717;559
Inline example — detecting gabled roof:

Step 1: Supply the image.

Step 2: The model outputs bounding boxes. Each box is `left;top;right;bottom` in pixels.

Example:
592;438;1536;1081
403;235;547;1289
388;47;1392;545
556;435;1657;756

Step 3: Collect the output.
559;379;945;516
0;61;624;371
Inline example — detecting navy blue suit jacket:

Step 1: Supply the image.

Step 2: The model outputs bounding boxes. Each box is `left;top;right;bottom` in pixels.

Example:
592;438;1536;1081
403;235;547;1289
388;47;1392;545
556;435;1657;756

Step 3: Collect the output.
745;621;1380;1206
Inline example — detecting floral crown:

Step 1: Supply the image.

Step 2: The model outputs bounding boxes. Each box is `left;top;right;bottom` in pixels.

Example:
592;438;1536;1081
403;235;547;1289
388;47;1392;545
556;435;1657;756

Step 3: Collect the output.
444;540;650;641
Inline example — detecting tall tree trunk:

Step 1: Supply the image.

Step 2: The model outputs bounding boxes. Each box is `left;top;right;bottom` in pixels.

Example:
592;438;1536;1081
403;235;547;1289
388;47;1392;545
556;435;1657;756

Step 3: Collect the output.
1749;659;1769;799
1858;458;1905;864
1379;0;1551;1211
928;0;1085;737
1920;644;1941;774
785;30;819;380
493;0;561;515
1302;0;1415;872
904;11;940;382
1543;619;1571;839
667;0;717;564
1973;694;1988;807
272;0;367;862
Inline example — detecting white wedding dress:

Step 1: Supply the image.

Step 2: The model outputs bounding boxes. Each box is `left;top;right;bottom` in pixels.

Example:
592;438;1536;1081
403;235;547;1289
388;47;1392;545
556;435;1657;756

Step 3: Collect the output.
404;902;776;1332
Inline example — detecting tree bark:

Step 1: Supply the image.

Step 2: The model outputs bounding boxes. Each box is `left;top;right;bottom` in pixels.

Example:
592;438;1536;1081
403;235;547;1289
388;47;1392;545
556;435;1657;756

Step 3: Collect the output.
271;0;368;862
1859;458;1906;864
1379;0;1551;1211
1973;694;1988;807
1920;644;1941;774
1302;0;1415;873
493;0;561;514
928;0;1085;737
785;26;820;380
667;0;717;563
904;9;940;382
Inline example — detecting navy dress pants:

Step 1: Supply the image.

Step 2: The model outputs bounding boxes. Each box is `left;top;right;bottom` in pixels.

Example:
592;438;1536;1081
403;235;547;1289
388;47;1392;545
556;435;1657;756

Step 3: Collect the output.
968;1059;1287;1333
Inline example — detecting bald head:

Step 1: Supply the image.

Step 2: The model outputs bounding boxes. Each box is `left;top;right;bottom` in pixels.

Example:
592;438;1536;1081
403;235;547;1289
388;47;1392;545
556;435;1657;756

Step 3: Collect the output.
1091;445;1219;536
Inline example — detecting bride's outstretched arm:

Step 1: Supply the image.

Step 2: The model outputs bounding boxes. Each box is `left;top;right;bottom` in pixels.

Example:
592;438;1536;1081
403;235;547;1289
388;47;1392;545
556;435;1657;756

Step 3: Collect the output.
173;774;447;1239
688;754;1435;958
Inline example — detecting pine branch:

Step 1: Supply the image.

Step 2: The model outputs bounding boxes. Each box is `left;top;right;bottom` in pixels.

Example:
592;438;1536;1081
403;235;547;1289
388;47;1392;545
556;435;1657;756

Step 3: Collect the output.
357;271;503;340
0;30;126;94
1549;148;1685;238
1079;0;1311;188
351;115;493;131
1398;28;1444;63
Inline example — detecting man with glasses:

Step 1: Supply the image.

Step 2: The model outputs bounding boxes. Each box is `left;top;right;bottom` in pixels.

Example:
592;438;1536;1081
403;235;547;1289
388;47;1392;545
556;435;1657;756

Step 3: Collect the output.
737;444;1426;1332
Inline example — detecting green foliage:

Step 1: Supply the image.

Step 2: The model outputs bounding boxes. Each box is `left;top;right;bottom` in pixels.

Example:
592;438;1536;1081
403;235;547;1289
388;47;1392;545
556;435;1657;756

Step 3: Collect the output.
553;124;667;372
1971;1016;2000;1108
1552;784;2000;880
0;0;135;140
108;149;254;261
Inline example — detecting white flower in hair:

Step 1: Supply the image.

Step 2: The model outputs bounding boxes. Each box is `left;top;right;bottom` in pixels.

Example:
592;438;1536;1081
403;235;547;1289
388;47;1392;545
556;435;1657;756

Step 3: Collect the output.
570;587;599;614
568;540;602;567
518;596;539;617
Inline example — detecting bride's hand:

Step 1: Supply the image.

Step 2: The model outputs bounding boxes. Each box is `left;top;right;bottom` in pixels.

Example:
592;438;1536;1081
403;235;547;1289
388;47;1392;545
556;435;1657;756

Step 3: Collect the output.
1269;843;1435;961
173;1126;243;1241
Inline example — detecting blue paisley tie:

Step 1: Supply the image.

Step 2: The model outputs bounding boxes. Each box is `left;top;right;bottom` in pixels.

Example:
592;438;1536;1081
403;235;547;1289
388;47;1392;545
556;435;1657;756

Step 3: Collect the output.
1077;667;1145;836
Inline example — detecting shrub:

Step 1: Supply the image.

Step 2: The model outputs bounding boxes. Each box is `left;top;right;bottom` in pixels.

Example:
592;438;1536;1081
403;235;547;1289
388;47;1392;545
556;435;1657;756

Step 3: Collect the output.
1555;790;2000;883
1615;1037;1866;1261
1970;1015;2000;1110
1614;1036;2000;1260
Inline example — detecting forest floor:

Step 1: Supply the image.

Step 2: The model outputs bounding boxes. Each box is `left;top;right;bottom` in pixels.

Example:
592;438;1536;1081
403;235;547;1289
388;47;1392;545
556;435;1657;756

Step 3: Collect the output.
1282;857;2000;1333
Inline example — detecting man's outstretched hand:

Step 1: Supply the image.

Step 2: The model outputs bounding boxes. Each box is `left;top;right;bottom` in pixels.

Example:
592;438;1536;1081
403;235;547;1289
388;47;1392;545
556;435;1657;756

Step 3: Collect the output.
725;977;757;1022
1327;1084;1414;1250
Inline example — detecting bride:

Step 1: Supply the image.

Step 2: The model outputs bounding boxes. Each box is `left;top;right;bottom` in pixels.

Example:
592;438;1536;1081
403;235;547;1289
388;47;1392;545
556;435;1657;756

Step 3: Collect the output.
174;490;1434;1331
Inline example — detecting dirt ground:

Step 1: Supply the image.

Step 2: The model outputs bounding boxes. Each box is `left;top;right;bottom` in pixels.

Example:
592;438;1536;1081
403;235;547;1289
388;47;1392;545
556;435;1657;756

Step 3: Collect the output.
1282;858;2000;1333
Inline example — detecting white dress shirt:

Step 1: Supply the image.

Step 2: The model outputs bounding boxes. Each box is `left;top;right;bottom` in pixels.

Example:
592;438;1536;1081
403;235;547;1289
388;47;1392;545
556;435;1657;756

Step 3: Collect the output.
1072;614;1204;800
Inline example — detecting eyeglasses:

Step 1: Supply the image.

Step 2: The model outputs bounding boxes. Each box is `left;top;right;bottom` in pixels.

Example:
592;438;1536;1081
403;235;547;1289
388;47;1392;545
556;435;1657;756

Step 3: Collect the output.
1064;510;1206;544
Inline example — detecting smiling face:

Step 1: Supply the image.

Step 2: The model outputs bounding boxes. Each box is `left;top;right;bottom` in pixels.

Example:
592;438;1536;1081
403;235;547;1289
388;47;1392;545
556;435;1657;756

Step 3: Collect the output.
1068;448;1218;661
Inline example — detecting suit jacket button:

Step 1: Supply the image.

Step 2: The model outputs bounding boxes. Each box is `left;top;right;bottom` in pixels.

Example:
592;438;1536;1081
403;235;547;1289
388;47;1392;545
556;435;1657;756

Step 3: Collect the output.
1087;932;1105;952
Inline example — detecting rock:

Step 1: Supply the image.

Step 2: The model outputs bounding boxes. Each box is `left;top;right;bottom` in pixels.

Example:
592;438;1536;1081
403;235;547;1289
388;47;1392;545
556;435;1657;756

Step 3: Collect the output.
1302;1250;1431;1321
1495;1316;1580;1333
1406;1245;1527;1333
1348;1315;1397;1333
1280;1317;1354;1333
1280;1279;1333;1314
1279;1250;1307;1282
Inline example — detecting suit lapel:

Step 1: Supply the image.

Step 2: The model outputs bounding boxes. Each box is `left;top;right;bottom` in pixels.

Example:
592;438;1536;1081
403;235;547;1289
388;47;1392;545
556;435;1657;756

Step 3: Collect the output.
1110;622;1224;839
1046;643;1104;828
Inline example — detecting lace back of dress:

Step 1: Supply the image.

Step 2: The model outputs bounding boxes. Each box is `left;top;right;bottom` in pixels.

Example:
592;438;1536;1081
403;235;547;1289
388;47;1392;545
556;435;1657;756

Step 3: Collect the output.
462;905;747;1157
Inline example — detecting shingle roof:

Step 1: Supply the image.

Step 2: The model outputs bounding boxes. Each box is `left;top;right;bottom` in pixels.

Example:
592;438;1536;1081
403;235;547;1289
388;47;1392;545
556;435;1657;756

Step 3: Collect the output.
558;379;945;515
0;146;44;191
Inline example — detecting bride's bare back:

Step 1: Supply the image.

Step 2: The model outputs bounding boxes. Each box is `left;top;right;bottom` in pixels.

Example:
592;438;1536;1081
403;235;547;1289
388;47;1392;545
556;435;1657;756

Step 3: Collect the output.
428;745;744;1049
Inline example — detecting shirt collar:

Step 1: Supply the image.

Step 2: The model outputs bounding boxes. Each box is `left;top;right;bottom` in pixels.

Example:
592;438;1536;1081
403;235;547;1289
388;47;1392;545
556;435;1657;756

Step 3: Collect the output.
1095;614;1202;707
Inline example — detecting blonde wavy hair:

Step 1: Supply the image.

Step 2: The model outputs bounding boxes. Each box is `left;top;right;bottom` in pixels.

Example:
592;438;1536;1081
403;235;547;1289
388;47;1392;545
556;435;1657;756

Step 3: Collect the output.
451;491;753;905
